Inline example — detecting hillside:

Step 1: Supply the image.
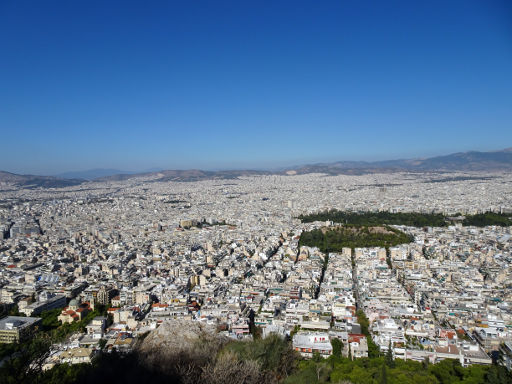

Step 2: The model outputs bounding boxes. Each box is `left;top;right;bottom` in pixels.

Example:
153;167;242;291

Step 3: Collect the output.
289;148;512;175
2;148;512;188
0;171;84;188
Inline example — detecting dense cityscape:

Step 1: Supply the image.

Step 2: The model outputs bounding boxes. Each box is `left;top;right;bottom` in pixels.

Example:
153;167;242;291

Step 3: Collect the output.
1;171;512;382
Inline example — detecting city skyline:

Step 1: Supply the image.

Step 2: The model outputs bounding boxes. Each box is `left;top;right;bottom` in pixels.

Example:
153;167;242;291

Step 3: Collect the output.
1;1;512;174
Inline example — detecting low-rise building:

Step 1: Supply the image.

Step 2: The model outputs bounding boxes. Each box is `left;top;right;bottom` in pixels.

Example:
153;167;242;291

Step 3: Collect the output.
292;332;333;358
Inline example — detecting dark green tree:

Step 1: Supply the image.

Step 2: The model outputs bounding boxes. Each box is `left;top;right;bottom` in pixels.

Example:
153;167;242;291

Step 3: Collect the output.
330;338;343;358
98;339;107;350
312;351;323;363
380;364;388;384
386;340;395;368
486;365;512;384
8;304;21;317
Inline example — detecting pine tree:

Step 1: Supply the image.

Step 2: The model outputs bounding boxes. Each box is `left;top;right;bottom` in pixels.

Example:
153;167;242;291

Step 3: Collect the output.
331;338;343;358
380;364;388;384
386;340;395;368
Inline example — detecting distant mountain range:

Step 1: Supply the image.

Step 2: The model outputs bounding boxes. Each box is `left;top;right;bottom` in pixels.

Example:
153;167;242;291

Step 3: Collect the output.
56;168;138;180
287;147;512;175
1;148;512;188
0;171;84;189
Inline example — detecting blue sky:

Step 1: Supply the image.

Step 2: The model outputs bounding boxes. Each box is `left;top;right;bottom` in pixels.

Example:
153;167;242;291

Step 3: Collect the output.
1;1;511;174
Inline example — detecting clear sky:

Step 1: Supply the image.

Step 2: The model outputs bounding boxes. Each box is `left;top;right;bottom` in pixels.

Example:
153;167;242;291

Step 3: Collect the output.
1;1;511;174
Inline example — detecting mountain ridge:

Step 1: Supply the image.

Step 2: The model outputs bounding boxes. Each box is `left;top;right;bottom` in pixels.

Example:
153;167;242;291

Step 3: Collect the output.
56;168;137;180
0;171;85;189
2;148;512;187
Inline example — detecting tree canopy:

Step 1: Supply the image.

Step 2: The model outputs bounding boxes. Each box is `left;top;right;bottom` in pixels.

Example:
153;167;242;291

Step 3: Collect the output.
298;210;512;227
299;225;413;253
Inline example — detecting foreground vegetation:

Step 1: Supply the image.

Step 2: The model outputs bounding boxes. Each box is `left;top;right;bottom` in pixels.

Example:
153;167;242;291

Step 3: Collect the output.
298;210;512;227
285;355;511;384
299;225;413;253
3;333;511;384
1;334;297;384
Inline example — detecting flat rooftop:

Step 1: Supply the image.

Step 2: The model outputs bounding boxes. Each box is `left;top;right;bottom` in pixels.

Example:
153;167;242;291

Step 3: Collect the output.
0;316;41;330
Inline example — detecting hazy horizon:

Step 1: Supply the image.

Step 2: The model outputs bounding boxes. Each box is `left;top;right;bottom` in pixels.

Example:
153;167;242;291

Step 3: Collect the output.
0;145;510;176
